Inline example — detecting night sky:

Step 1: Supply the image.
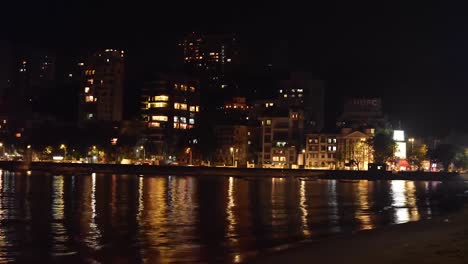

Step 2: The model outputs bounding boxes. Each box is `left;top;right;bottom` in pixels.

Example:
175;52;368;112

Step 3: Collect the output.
4;0;468;136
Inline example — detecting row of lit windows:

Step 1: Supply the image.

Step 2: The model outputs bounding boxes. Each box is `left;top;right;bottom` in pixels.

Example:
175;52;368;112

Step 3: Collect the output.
152;115;168;121
146;102;168;108
153;95;169;101
283;94;303;98
174;116;195;124
308;138;337;144
174;103;199;112
272;156;287;162
174;123;194;129
279;89;304;93
174;84;196;92
85;95;97;102
85;70;96;76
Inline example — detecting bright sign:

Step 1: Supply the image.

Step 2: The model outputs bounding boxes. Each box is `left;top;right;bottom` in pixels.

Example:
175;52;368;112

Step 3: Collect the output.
393;130;405;142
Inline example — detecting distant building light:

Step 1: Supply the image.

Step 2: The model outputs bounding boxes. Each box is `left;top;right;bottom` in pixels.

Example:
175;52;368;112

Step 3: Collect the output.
227;58;231;62
84;87;90;93
53;156;64;161
68;73;73;77
15;133;22;138
106;59;110;63
78;62;84;66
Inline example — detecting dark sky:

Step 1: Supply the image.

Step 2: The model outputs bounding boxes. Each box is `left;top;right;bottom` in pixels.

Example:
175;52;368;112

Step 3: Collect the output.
4;0;468;136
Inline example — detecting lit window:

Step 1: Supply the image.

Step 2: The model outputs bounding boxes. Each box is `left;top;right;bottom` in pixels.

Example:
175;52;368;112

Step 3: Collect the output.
174;116;179;122
195;106;199;112
272;156;279;162
227;58;231;62
85;95;94;102
148;122;160;128
180;123;188;129
154;95;169;101
149;102;167;108
297;89;303;92
333;146;337;151
88;79;94;85
190;86;196;92
152;116;168;122
174;103;180;109
283;94;288;98
279;89;283;93
266;119;271;125
173;122;180;129
280;157;286;161
84;87;90;93
180;117;187;123
189;118;195;124
180;103;188;110
189;106;196;112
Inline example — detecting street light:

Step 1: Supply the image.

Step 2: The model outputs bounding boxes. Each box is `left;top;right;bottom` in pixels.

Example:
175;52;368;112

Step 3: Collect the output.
140;145;145;160
408;138;415;148
230;147;234;167
60;144;67;160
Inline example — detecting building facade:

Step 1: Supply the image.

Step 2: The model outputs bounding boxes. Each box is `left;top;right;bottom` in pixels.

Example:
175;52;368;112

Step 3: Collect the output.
79;49;125;123
213;125;250;167
259;109;304;168
305;128;374;170
141;75;200;160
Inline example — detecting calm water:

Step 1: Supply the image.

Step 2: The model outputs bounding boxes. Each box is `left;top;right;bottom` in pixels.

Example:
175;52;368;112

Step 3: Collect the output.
0;170;465;263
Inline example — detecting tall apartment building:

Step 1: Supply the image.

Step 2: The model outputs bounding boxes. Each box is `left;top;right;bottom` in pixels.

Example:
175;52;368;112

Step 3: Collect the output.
79;49;125;123
279;72;325;132
141;75;200;159
180;32;240;75
259;109;304;168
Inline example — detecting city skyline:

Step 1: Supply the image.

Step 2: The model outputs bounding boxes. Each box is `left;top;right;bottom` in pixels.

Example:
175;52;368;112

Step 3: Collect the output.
4;0;468;137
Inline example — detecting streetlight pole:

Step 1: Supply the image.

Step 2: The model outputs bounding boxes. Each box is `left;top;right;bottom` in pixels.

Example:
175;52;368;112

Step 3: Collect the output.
60;144;67;160
230;147;234;167
140;146;145;160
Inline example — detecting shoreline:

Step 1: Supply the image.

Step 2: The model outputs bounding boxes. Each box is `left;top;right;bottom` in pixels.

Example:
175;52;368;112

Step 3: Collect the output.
251;205;468;264
0;161;464;181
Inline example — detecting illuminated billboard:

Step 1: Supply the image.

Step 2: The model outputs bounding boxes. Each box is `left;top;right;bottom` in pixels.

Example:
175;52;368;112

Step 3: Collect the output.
393;130;405;142
395;142;407;159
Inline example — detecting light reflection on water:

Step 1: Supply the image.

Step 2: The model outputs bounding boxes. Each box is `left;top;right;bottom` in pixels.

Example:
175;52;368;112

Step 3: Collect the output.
0;171;465;263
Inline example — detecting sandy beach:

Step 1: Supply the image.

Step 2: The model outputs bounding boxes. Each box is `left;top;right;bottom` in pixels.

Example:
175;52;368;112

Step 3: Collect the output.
252;205;468;264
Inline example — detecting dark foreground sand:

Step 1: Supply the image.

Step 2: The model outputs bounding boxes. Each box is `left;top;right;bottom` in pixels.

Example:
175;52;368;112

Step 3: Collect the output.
252;207;468;264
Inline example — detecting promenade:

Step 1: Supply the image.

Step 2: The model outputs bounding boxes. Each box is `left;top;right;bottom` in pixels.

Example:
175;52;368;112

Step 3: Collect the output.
0;161;463;181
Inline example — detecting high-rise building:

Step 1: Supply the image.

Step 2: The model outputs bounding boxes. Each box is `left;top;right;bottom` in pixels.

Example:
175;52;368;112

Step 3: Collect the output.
180;32;240;76
141;74;200;160
79;49;125;122
278;72;325;132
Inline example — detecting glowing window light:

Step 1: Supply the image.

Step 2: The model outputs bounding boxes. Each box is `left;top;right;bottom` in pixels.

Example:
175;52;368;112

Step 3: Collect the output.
154;95;169;101
151;116;168;122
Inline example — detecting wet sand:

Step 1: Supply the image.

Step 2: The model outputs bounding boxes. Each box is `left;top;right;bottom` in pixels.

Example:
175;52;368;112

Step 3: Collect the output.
252;207;468;264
